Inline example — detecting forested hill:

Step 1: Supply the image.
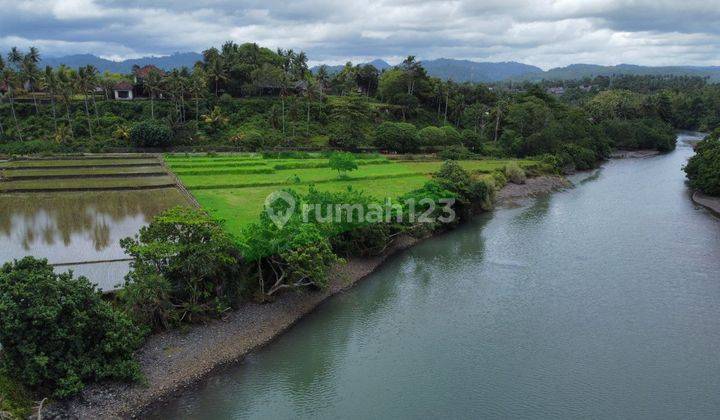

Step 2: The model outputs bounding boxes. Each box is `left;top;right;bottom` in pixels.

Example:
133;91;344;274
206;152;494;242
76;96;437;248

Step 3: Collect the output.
39;52;720;82
39;52;203;73
515;63;720;82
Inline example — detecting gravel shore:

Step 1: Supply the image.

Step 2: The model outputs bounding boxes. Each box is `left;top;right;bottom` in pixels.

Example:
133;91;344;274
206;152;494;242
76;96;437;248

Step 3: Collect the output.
692;191;720;217
46;175;567;419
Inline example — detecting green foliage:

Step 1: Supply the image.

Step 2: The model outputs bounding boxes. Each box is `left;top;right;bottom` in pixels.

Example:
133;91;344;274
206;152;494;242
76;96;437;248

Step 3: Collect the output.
0;257;143;398
328;152;358;176
684;130;720;196
504;162;526;184
417;126;446;147
600;118;676;152
432;160;495;212
119;207;244;330
374;121;419;153
129;120;172;148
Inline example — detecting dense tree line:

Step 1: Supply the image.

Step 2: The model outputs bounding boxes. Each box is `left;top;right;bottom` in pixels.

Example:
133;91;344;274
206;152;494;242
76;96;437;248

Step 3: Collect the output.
0;44;710;166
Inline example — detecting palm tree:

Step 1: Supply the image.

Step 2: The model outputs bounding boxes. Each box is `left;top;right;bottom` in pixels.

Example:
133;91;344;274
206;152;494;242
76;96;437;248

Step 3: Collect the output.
304;79;322;136
190;65;206;124
206;58;226;97
1;58;22;141
316;65;329;93
22;47;41;114
493;98;508;143
84;65;100;120
145;69;162;119
43;66;58;134
74;66;93;139
56;66;75;140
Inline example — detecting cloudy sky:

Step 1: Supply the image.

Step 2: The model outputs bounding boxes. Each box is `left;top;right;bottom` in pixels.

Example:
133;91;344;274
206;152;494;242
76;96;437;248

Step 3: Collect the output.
1;0;720;69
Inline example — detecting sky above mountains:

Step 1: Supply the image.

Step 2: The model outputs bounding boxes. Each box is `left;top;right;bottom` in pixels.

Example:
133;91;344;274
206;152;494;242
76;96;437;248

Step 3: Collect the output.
2;0;720;69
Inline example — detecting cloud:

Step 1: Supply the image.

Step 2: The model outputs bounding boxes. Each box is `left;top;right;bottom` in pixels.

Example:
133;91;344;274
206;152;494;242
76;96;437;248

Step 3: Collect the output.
1;0;719;68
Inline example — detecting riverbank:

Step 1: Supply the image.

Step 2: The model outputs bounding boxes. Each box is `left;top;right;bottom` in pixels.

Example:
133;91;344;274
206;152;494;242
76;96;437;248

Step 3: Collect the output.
48;175;568;419
692;191;720;217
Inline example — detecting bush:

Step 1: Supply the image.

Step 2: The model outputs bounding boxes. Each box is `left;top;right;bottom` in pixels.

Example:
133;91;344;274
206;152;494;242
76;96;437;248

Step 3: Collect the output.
328;152;358;177
0;257;143;398
130;120;172;147
504;162;526;184
684;130;720;196
374;121;419;153
417;126;446;148
600;118;676;152
119;207;245;330
441;125;462;145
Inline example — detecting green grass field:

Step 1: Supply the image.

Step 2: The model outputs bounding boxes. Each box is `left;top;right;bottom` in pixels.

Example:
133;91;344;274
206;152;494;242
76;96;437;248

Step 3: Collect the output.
0;158;159;169
0;175;177;192
166;154;538;236
1;165;166;179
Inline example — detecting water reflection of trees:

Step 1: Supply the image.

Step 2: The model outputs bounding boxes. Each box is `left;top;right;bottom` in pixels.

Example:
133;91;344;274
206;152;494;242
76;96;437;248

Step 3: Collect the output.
0;189;187;251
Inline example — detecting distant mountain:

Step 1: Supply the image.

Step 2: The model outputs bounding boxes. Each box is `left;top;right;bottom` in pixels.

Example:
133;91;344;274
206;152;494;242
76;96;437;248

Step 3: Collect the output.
311;58;540;82
515;63;720;82
421;59;542;82
39;53;720;82
39;52;203;74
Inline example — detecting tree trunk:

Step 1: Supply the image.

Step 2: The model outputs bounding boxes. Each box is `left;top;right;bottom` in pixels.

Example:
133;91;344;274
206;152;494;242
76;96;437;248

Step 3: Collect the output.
64;100;75;139
31;87;39;114
281;96;286;135
50;94;58;133
306;98;310;136
443;90;449;125
195;97;199;123
83;95;93;138
9;94;22;141
494;108;501;142
150;93;155;119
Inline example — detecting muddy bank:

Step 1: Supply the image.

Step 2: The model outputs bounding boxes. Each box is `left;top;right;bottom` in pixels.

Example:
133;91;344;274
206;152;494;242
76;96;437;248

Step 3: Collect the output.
610;150;661;159
48;175;567;419
692;191;720;217
496;175;571;205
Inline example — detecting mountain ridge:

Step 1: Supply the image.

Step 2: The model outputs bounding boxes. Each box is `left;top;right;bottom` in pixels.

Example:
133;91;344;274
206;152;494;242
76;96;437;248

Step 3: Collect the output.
38;53;720;82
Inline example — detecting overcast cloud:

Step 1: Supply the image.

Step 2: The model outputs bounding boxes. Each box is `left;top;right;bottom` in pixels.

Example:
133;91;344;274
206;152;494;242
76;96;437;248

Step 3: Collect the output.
1;0;720;68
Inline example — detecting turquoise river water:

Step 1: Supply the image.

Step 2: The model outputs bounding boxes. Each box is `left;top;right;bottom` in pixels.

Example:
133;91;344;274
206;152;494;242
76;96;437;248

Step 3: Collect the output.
148;133;720;419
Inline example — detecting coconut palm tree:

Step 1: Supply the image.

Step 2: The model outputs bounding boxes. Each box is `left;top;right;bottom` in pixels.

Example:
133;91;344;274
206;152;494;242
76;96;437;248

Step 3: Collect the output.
145;68;163;119
206;57;226;97
55;66;75;140
43;66;59;134
190;64;206;124
22;47;41;114
1;59;22;141
75;66;93;138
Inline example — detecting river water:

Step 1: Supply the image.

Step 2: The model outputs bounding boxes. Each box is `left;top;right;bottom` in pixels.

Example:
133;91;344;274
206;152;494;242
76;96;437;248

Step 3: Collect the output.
149;133;720;419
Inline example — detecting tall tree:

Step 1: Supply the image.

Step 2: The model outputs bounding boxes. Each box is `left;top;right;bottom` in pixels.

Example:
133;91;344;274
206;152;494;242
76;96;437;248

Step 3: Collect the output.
1;55;22;141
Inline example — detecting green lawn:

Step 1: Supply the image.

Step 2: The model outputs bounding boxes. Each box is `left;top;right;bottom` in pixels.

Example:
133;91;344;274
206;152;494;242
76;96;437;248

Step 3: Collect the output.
168;155;538;236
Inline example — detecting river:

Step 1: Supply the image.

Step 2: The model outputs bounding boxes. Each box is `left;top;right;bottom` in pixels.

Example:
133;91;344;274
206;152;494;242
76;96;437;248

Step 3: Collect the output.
148;133;720;419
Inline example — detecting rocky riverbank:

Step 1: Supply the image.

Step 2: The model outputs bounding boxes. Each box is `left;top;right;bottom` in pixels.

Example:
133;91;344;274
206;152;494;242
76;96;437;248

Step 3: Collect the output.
47;175;568;419
692;191;720;217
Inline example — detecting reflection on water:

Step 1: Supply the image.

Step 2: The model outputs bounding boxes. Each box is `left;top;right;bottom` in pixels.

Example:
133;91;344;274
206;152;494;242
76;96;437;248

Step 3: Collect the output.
149;134;720;419
0;188;188;289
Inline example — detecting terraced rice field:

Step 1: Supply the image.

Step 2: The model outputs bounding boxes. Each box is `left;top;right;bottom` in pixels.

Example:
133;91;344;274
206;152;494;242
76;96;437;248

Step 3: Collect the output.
165;153;538;235
0;156;174;192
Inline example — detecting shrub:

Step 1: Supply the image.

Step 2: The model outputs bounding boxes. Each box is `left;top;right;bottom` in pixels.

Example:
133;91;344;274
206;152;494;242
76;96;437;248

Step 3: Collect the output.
684;130;720;196
504;162;526;184
0;257;143;398
438;145;474;160
441;125;462;145
417;126;446;147
119;207;245;330
129;120;172;147
374;121;419;153
328;152;358;177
